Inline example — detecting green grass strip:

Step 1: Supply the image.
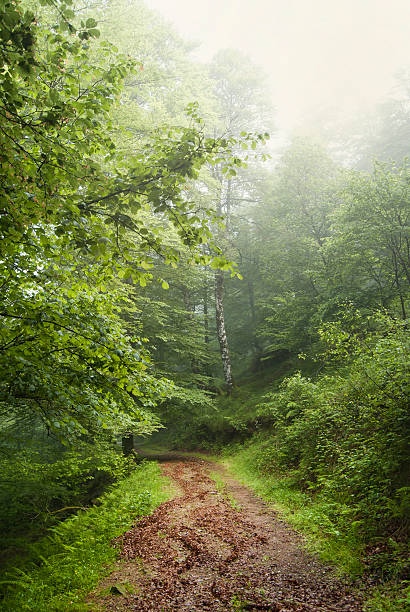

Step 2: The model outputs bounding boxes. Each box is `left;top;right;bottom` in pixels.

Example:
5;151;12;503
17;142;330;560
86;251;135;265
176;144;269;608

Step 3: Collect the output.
0;460;171;611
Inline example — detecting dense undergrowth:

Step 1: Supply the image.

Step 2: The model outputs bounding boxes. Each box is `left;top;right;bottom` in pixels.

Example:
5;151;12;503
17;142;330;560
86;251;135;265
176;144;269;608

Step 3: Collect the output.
0;460;169;611
0;440;136;554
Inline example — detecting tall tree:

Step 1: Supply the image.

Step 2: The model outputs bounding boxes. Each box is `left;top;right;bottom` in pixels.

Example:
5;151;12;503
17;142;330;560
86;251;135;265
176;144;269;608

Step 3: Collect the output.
327;160;410;319
249;139;342;354
208;49;272;391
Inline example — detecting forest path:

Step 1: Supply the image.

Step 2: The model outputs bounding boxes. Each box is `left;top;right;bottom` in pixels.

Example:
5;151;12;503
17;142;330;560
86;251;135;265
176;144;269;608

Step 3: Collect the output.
89;454;362;611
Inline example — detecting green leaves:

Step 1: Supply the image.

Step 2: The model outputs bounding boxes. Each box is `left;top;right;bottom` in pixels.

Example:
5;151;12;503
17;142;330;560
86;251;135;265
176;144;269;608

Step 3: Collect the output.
0;0;249;445
86;18;98;28
0;0;171;442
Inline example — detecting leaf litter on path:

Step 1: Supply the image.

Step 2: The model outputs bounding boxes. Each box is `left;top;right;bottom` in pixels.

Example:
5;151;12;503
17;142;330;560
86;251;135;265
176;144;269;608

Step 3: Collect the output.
89;455;362;611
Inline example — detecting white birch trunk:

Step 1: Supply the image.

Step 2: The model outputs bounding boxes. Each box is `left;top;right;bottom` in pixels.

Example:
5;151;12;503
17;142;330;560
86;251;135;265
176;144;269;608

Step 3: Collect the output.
215;269;234;393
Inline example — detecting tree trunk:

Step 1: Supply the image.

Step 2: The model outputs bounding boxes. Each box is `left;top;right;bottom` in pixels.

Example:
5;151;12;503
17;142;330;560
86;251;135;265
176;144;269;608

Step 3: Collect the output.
183;288;200;374
392;249;407;319
248;278;262;353
215;269;234;393
204;280;209;345
122;434;134;456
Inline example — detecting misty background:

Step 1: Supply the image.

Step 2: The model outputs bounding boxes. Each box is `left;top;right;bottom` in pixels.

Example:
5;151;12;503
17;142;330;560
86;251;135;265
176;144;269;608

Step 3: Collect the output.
149;0;410;136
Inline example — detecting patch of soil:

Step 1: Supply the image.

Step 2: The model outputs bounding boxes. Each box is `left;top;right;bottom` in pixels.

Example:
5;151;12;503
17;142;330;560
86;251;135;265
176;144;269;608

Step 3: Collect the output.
89;455;362;611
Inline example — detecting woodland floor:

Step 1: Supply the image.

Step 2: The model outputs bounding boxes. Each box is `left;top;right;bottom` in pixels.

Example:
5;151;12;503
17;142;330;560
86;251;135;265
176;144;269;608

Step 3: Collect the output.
88;453;363;611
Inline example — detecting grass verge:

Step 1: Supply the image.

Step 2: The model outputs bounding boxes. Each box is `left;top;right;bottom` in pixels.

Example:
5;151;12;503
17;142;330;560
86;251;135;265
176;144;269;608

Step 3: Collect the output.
0;460;171;611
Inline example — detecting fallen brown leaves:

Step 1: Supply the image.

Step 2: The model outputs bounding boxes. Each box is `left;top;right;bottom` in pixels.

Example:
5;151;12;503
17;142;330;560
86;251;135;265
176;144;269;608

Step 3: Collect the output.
89;456;362;611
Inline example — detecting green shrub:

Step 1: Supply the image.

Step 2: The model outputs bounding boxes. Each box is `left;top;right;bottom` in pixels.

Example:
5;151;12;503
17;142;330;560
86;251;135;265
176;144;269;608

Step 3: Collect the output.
254;313;409;537
0;442;135;547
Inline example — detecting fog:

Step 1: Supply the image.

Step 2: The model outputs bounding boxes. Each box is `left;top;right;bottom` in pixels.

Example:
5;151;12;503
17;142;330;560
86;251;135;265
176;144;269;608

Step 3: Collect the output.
147;0;410;134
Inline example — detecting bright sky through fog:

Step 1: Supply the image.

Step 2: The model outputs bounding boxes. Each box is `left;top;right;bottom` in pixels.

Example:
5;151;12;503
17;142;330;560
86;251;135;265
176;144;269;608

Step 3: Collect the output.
146;0;410;132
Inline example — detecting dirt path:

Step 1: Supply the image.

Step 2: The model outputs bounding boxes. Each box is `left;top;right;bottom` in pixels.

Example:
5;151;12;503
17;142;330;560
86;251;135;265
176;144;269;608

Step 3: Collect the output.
89;455;362;611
